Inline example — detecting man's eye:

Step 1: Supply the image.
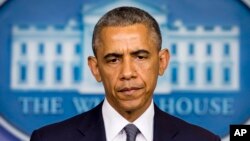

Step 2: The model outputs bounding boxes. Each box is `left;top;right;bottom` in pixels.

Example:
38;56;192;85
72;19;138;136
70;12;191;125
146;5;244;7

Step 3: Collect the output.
107;58;119;63
111;58;118;62
137;55;146;60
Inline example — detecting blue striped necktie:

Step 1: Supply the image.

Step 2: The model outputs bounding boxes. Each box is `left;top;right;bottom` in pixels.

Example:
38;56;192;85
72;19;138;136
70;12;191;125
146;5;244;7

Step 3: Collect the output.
124;124;140;141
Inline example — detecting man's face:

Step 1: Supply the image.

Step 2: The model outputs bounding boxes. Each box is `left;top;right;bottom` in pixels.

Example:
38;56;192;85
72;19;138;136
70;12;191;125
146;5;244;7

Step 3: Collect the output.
88;24;169;118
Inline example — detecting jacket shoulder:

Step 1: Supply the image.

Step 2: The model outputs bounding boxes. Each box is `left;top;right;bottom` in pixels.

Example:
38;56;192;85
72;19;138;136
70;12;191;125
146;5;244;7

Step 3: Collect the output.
30;102;103;141
154;105;221;141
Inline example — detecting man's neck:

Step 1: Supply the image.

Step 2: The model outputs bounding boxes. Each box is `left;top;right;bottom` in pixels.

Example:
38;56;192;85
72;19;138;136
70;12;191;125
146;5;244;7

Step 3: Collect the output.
107;98;153;122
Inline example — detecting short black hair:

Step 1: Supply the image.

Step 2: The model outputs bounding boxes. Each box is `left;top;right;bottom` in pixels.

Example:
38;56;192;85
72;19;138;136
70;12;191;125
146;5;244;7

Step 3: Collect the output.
92;6;162;56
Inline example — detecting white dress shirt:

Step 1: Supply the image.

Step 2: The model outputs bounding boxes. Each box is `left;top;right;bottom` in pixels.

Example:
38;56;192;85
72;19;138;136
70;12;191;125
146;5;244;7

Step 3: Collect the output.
102;98;154;141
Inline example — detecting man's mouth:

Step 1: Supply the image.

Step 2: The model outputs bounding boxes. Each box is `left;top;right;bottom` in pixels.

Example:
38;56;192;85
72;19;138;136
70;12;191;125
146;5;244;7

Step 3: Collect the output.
117;87;142;95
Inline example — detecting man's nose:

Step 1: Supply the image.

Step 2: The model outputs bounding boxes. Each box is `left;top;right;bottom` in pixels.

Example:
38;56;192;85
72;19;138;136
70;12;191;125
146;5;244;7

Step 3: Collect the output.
120;58;136;80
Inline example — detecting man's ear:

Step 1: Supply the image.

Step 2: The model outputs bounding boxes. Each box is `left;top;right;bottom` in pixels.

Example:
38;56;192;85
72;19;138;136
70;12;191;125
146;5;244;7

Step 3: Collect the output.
158;48;170;76
88;56;102;82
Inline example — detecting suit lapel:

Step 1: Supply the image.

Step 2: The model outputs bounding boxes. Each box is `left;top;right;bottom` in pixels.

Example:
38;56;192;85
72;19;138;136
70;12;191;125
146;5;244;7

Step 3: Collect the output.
153;104;179;141
77;101;106;141
75;102;180;141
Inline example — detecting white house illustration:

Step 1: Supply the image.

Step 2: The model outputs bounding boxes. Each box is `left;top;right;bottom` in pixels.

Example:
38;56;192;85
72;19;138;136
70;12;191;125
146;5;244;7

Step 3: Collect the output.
11;0;239;94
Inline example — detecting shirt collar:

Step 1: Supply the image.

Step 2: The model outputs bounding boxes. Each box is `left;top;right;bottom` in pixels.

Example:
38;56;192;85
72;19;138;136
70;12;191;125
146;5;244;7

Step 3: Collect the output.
102;99;129;141
133;100;154;141
102;98;154;141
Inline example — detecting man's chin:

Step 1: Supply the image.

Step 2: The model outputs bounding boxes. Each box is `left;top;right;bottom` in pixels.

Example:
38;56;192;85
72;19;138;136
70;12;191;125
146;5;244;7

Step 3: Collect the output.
119;102;141;113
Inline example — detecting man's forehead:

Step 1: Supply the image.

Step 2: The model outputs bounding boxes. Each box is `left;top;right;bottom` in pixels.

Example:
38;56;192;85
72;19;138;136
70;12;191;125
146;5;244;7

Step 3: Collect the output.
96;43;153;58
95;24;158;57
111;33;140;41
100;24;149;44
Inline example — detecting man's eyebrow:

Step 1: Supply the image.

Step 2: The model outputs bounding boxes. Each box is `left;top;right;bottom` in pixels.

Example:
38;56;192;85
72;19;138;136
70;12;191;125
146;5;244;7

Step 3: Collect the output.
103;50;150;59
131;49;150;56
103;53;123;59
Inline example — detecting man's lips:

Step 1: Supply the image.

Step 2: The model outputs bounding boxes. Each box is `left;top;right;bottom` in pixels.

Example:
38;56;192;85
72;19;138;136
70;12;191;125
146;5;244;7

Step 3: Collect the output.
117;87;142;95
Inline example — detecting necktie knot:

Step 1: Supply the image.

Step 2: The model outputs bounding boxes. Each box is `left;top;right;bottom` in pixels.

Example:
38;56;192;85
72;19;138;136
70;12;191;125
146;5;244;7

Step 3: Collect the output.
124;124;140;141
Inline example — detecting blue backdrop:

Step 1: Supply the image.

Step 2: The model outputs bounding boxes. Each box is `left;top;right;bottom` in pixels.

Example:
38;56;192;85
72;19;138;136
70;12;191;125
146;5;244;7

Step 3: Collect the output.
0;0;250;140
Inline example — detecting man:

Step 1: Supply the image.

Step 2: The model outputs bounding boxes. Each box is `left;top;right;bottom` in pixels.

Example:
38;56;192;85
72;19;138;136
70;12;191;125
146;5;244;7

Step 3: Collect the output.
30;6;220;141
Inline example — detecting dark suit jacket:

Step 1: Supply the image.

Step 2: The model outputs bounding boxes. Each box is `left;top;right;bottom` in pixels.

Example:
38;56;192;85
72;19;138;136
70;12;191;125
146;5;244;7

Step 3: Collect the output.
30;101;221;141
